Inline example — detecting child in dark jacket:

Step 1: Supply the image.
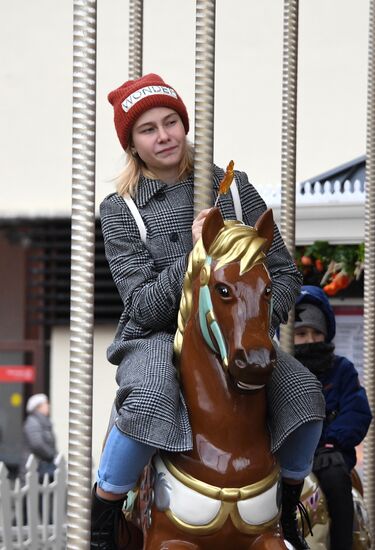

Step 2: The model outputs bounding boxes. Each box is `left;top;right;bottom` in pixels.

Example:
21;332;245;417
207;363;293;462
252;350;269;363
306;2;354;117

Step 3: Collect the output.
294;285;372;550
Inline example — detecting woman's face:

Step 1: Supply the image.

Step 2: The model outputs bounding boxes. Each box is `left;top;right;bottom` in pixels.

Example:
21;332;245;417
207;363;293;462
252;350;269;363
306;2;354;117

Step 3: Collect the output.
131;107;186;182
36;401;50;416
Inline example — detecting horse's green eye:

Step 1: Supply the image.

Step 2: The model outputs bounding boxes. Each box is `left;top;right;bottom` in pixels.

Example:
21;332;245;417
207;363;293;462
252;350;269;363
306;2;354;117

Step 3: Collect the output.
215;284;231;299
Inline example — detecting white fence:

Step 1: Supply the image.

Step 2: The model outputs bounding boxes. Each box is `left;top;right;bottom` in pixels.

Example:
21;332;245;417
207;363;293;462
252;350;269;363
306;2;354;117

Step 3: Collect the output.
0;455;67;550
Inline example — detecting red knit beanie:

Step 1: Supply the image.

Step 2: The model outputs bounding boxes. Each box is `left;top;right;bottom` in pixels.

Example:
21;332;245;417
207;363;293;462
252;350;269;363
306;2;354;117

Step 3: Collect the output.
108;73;190;151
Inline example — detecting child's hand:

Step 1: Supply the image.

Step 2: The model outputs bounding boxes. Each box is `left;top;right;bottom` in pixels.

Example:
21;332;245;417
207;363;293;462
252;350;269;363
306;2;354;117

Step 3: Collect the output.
192;208;212;245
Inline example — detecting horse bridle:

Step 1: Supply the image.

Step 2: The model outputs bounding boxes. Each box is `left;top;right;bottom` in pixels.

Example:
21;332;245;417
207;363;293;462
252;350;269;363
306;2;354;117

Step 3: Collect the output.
198;256;229;369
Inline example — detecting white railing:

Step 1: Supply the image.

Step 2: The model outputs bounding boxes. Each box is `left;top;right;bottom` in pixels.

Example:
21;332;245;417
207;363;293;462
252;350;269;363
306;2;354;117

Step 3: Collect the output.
0;454;67;550
298;178;365;203
262;177;365;207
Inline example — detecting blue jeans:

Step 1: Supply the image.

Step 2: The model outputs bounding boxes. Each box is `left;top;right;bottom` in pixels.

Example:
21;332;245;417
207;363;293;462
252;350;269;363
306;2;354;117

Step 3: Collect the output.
97;425;156;493
276;420;323;480
98;420;323;493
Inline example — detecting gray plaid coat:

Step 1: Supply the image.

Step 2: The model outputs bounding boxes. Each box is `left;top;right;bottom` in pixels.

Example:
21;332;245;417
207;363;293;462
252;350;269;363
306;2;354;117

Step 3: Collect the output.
100;165;325;452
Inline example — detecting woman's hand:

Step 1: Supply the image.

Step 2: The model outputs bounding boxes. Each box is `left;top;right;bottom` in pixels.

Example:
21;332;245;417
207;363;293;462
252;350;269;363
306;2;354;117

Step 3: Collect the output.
192;208;212;245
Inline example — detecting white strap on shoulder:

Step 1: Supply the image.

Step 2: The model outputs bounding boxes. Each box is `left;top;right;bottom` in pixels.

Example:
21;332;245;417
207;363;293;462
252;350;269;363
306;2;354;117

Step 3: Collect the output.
123;175;242;245
123;195;147;244
230;175;243;222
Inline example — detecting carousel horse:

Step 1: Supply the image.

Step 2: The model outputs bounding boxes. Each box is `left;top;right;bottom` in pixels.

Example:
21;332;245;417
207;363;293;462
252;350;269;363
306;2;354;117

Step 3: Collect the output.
127;207;286;549
124;207;371;550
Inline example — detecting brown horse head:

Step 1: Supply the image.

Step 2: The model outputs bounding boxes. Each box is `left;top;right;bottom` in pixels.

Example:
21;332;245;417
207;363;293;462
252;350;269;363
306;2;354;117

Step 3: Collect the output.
175;207;277;392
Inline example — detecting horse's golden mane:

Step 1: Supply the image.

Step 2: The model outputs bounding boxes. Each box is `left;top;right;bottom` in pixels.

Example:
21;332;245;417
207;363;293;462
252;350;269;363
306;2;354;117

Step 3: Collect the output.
174;220;268;358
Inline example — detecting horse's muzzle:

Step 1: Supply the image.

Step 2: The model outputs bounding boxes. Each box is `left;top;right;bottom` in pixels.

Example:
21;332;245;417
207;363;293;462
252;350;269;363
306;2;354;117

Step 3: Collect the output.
229;347;277;387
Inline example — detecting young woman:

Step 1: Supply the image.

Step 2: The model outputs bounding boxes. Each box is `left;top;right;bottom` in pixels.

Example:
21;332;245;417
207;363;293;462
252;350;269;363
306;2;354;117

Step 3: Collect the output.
91;73;325;550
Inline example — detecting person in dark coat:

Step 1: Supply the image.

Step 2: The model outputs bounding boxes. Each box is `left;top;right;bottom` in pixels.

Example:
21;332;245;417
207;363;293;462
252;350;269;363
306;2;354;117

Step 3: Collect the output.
91;73;325;549
294;285;372;550
22;393;57;482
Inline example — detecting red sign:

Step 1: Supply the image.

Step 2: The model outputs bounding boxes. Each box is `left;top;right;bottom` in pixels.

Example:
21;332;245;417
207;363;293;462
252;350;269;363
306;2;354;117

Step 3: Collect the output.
0;366;35;383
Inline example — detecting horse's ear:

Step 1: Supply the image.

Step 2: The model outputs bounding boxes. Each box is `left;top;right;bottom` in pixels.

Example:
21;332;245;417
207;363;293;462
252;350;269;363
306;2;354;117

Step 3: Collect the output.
254;208;274;254
202;207;225;252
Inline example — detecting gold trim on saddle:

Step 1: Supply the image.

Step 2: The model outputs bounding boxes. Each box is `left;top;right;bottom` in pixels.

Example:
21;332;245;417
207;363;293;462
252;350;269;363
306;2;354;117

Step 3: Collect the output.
165;504;279;536
160;456;281;535
163;457;280;501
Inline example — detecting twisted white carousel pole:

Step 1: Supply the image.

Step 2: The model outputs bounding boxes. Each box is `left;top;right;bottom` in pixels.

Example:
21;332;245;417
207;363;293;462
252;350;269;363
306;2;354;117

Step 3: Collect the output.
279;0;299;355
128;0;143;79
194;0;216;216
363;0;375;536
67;1;97;548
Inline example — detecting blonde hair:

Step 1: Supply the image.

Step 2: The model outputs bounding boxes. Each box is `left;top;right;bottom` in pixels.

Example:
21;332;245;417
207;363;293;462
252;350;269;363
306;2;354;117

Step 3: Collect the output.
116;141;194;197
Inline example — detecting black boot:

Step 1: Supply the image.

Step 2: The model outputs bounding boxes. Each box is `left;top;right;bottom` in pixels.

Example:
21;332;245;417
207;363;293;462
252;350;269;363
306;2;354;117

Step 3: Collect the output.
280;480;311;550
91;485;130;549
